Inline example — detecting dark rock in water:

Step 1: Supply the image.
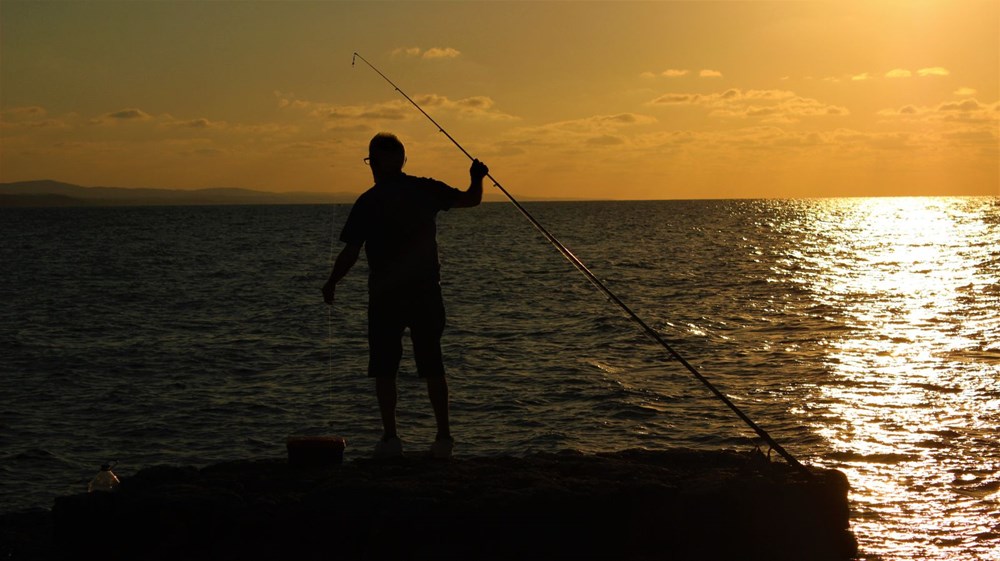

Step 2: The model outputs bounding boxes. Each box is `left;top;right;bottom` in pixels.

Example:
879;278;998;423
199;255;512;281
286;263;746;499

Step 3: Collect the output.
13;449;857;560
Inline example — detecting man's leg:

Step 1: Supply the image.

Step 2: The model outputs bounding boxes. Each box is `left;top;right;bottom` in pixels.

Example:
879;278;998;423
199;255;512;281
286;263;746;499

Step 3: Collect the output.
369;295;404;445
412;288;452;456
375;376;398;440
425;376;450;440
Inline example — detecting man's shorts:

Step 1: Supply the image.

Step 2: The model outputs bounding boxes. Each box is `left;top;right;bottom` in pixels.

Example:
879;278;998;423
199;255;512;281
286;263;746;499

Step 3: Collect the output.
367;287;446;378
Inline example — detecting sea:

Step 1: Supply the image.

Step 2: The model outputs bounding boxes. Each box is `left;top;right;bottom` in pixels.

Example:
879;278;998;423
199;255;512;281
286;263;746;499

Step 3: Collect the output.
1;197;998;560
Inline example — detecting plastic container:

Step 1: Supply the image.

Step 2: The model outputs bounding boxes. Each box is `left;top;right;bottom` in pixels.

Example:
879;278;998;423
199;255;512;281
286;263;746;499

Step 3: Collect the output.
286;436;346;467
88;462;120;493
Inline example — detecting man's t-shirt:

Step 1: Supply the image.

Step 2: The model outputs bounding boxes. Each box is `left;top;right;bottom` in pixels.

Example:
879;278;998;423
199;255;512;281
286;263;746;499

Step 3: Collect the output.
340;174;460;297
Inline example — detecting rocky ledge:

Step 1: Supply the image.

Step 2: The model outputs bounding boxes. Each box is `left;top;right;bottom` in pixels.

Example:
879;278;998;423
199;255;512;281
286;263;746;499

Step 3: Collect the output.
3;448;857;560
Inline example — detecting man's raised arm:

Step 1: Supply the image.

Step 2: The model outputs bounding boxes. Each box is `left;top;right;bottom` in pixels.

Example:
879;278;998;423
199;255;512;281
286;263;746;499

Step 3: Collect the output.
453;159;489;208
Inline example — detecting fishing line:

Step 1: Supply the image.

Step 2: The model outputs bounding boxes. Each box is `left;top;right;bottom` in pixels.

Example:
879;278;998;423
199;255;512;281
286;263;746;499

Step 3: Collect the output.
328;209;338;420
351;51;811;476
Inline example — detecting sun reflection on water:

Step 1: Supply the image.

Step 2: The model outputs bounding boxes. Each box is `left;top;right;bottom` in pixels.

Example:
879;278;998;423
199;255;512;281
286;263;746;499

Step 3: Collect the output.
793;198;999;560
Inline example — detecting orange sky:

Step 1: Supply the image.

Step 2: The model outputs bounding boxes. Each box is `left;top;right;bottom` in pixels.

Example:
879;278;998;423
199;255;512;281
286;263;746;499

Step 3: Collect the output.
1;1;997;200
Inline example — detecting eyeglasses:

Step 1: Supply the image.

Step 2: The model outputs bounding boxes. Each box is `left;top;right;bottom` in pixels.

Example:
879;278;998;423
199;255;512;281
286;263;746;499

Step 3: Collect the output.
363;157;370;166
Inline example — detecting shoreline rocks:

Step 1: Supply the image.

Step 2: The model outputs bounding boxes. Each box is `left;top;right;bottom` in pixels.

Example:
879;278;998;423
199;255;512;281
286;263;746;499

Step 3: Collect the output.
4;448;857;560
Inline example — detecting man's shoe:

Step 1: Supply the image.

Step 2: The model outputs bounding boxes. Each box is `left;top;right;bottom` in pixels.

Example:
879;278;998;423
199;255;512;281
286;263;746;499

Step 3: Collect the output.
374;436;403;459
430;436;454;459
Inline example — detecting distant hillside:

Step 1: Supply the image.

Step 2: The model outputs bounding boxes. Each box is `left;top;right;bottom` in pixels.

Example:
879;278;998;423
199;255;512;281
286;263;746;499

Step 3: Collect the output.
0;180;564;207
0;180;358;207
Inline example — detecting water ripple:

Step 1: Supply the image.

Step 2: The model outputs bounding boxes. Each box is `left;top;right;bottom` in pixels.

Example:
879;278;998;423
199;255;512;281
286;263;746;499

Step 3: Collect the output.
2;199;997;560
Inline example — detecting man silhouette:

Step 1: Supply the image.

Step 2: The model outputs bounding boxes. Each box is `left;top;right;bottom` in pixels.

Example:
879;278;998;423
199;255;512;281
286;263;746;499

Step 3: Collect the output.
323;132;488;459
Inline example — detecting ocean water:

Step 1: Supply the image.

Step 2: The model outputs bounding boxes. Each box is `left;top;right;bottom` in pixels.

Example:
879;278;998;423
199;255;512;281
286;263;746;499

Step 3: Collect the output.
1;198;998;560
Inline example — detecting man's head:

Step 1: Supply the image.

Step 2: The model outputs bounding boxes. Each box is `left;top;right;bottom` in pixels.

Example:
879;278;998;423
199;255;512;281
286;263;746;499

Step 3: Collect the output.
368;133;406;178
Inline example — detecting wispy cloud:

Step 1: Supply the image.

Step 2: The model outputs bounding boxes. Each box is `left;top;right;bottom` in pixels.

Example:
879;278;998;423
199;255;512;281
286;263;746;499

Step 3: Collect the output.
917;67;949;77
699;69;723;78
878;98;1000;124
108;109;151;120
641;69;690;79
391;46;461;60
648;88;848;123
508;112;657;149
87;108;153;125
0;106;67;130
423;47;461;59
883;67;951;79
162;117;227;130
0;106;59;130
3;106;47;118
650;89;798;106
392;47;422;58
277;92;515;125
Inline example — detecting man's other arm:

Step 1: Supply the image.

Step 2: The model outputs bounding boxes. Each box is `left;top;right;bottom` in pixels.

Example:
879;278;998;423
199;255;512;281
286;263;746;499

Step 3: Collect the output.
322;243;361;305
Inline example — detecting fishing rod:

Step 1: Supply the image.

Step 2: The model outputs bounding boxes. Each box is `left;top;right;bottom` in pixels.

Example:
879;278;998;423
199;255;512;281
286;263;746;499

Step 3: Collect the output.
351;51;811;476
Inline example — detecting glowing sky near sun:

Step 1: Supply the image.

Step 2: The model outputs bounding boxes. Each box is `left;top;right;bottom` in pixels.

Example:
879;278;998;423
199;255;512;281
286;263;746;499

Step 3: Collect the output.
1;1;997;200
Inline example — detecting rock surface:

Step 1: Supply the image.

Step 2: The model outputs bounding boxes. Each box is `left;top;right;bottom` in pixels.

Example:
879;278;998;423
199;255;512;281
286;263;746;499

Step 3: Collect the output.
3;449;857;560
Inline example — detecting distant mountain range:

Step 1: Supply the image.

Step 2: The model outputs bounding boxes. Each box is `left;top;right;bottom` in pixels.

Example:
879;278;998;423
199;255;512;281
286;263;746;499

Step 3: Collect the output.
0;180;532;207
0;180;362;207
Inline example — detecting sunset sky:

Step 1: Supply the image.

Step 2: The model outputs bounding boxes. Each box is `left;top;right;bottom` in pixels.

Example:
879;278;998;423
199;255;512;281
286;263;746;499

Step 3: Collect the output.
1;1;997;200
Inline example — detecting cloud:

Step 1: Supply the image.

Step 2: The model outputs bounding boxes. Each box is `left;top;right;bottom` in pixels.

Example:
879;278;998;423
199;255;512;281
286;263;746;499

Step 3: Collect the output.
842;67;950;81
650;88;797;105
507;112;657;149
496;113;668;160
183;118;217;129
650;93;705;104
938;99;988;112
391;47;422;58
642;69;690;79
106;108;152;120
278;92;515;124
279;95;408;121
87;108;153;125
878;98;1000;124
941;129;998;146
3;106;48;118
86;107;298;136
536;113;657;134
423;47;461;59
954;87;977;96
599;113;655;125
185;147;228;158
648;88;847;123
391;46;461;59
699;69;723;78
412;94;516;120
0;106;70;130
917;67;949;77
633;126;931;156
165;117;227;130
586;134;625;146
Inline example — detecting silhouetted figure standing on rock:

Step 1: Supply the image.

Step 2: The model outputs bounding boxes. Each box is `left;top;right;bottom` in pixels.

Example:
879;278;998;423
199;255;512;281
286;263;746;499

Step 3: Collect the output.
323;132;487;459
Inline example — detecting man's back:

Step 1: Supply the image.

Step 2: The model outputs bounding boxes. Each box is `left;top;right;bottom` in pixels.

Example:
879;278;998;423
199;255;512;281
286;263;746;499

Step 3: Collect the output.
341;174;459;295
